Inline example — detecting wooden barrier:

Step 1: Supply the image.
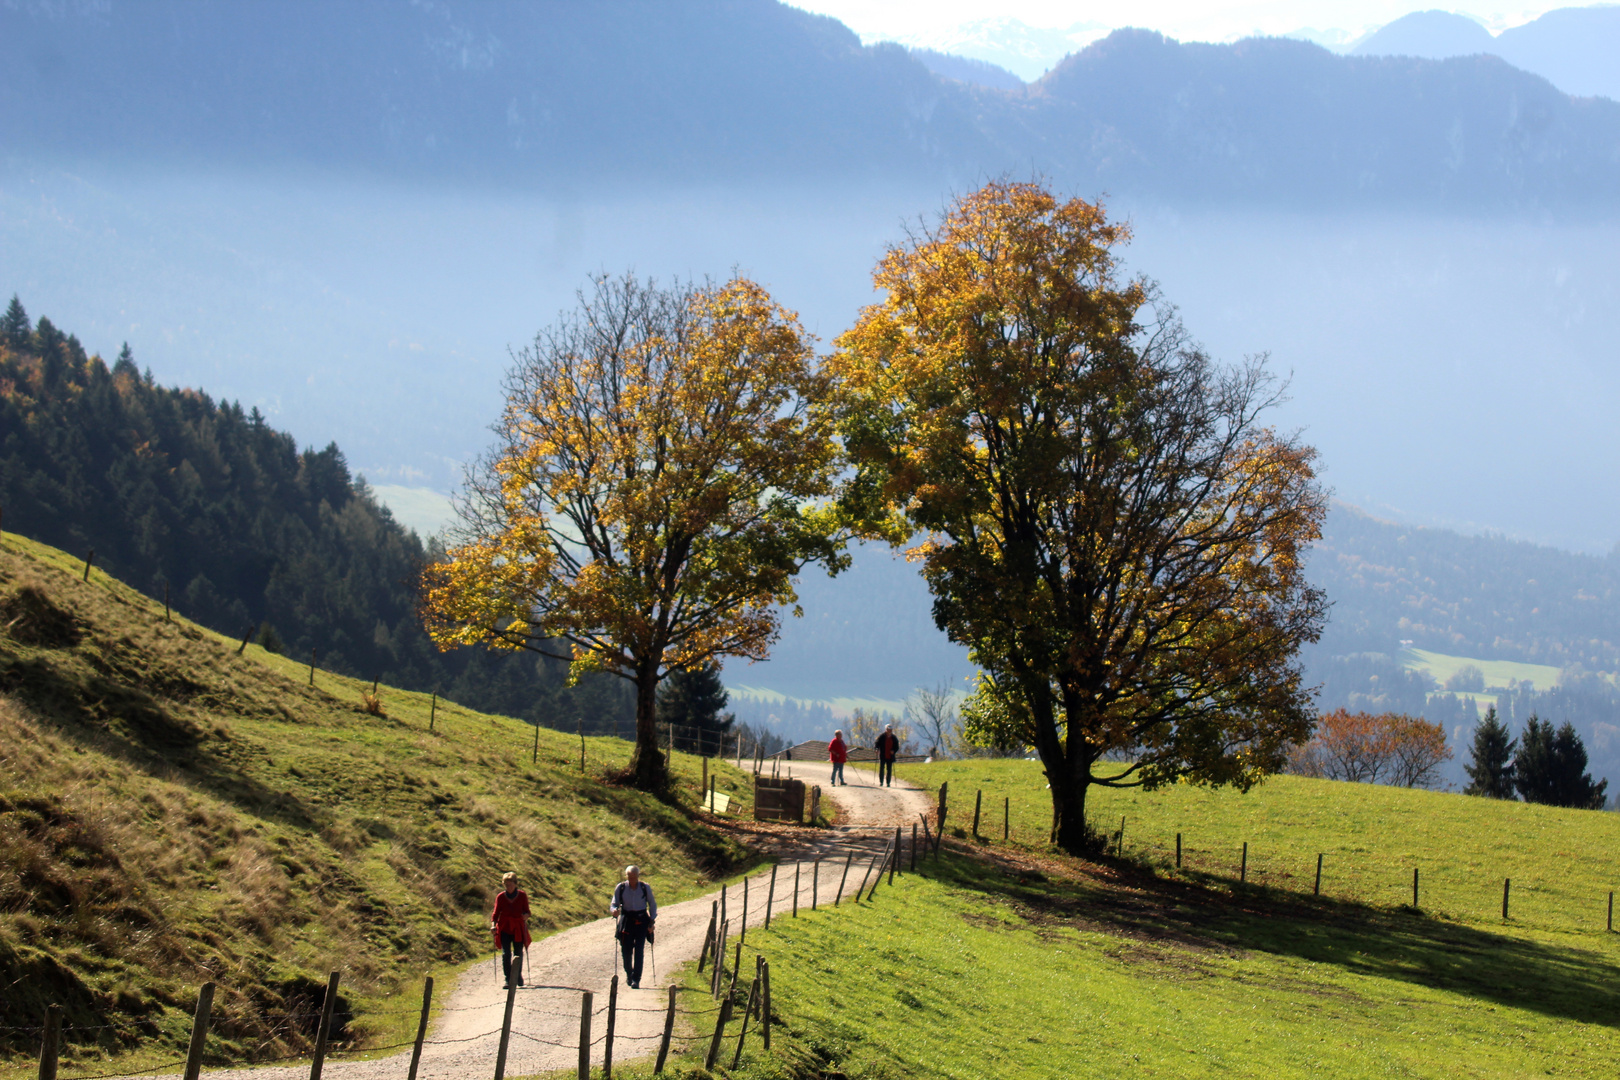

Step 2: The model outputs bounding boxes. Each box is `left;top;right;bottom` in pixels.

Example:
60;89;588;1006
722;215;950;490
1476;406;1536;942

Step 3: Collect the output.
405;978;432;1080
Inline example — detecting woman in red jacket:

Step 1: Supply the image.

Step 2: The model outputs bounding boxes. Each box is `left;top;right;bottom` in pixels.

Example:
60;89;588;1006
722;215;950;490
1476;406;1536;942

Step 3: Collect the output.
490;871;531;988
828;729;848;786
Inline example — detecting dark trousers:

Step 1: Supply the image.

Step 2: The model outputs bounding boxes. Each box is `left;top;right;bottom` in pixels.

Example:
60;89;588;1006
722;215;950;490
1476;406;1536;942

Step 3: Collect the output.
500;932;524;985
830;761;845;784
619;926;647;986
878;758;894;785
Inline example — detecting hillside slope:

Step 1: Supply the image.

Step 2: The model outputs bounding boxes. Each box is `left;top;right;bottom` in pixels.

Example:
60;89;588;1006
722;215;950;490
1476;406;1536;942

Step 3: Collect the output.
0;533;756;1072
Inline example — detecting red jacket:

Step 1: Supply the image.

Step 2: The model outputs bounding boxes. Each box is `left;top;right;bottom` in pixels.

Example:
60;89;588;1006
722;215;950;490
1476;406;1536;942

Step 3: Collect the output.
828;736;847;764
491;888;531;946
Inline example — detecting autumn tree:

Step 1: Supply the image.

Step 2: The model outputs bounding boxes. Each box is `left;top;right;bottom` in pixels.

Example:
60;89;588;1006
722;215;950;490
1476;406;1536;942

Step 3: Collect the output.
1288;709;1451;788
423;274;845;790
832;181;1328;852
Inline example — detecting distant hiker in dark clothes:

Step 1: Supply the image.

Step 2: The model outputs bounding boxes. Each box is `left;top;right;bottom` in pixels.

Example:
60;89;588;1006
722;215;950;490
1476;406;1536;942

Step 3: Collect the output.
828;729;848;785
875;724;901;786
611;865;658;989
490;871;531;988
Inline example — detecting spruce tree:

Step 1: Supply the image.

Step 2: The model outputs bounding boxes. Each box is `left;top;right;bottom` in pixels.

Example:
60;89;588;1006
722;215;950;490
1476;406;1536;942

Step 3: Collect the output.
2;295;28;348
1515;715;1609;808
656;662;733;756
1463;705;1516;798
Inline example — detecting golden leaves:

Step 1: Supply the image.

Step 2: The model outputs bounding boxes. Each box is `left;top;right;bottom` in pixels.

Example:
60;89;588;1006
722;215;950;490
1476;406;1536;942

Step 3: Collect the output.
420;274;844;694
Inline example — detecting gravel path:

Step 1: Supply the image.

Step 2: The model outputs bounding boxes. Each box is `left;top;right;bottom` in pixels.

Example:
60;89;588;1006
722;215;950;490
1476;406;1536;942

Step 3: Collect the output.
206;762;932;1079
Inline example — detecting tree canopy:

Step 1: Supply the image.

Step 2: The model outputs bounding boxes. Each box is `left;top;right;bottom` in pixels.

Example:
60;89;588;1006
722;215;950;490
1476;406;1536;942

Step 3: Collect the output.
1463;706;1517;798
1514;715;1608;809
831;180;1328;851
422;274;846;789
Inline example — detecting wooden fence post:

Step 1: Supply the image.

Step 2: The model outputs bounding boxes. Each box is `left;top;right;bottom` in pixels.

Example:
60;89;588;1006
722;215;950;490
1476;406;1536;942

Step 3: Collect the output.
603;975;618;1078
237;624;254;655
38;1005;62;1080
764;864;778;928
1609;891;1614;932
492;979;517;1080
920;814;933;858
1176;832;1183;869
812;858;819;910
308;648;317;686
835;852;853;906
793;863;800;917
181;983;213;1080
578;718;586;772
938;781;949;837
82;548;94;581
731;974;762;1069
859;841;890;901
972;790;982;838
532;721;541;765
1117;815;1126;856
577;990;593;1080
702;757;708;802
1004;797;1009;842
164;581;171;622
1240;842;1248;883
761;960;772;1051
699;901;717;971
429;692;437;733
727;941;743;1000
309;971;341;1080
1315;853;1323;896
1503;878;1511;919
405;977;433;1080
1412;868;1419;908
705;998;733;1070
911;823;918;871
891;826;900;884
655;985;677;1074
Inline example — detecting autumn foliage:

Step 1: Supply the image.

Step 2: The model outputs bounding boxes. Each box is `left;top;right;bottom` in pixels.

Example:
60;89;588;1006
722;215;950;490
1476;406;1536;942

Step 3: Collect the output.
831;180;1328;852
421;274;845;790
1288;709;1453;788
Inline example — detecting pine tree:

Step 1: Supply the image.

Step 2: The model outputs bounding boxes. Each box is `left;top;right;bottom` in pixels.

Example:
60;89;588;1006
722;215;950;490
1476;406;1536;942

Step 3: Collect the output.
1463;705;1516;798
1515;715;1609;808
114;342;137;376
656;662;733;756
2;295;29;348
1550;721;1608;809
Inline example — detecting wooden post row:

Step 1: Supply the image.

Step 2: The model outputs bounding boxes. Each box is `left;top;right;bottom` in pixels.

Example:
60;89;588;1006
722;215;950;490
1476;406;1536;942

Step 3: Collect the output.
655;985;677;1074
492;980;517;1080
972;789;982;838
1314;853;1323;896
406;978;433;1080
310;971;342;1080
38;1004;62;1080
181;983;214;1080
604;976;618;1079
577;990;593;1080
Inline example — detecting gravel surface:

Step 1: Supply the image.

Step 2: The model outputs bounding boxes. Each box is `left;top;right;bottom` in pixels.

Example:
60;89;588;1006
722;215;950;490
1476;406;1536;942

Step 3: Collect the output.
198;762;932;1080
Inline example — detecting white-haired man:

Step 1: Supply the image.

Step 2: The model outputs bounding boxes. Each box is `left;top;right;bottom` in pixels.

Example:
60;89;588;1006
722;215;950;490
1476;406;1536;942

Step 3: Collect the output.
610;865;658;988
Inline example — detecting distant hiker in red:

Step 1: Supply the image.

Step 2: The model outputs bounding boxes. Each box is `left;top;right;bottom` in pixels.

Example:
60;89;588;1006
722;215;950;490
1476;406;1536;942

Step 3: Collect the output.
828;729;848;786
491;871;531;988
875;723;901;787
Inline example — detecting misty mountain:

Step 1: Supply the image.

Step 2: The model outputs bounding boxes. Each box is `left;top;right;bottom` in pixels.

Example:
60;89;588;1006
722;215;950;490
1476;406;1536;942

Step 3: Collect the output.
1354;7;1620;101
5;1;1620;209
907;47;1024;91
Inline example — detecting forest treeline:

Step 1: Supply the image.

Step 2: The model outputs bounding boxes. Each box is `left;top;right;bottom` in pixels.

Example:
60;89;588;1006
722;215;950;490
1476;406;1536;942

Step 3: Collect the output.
0;298;633;731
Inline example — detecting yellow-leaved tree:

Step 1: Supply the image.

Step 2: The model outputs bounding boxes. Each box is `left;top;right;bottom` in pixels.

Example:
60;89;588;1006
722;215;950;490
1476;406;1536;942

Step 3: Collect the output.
831;181;1329;852
423;274;846;790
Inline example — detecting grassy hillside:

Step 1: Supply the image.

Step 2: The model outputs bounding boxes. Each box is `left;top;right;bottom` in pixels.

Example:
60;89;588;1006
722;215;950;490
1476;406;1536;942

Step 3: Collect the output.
0;532;759;1075
652;761;1620;1078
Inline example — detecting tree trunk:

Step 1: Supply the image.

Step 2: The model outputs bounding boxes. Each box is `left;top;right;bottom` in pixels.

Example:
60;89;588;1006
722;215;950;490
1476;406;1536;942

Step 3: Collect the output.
1051;774;1092;853
628;665;667;790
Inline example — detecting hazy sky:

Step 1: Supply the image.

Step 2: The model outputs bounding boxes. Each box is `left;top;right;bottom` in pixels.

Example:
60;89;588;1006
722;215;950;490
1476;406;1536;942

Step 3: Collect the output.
791;1;1611;47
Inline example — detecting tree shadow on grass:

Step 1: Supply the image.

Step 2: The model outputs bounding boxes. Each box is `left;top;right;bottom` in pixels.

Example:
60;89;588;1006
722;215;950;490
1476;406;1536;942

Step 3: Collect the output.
923;844;1620;1029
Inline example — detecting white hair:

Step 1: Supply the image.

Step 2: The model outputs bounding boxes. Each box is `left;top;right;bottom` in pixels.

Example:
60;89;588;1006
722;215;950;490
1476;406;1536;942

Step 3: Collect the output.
625;865;640;878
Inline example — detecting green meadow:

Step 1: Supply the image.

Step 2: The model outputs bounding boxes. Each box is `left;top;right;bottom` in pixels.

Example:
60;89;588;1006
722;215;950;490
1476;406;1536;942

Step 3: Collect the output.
625;761;1620;1078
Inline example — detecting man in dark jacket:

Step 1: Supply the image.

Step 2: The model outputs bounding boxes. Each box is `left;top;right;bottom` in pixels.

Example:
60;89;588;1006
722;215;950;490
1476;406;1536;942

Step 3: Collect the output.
875;724;901;786
490;872;531;988
610;865;658;989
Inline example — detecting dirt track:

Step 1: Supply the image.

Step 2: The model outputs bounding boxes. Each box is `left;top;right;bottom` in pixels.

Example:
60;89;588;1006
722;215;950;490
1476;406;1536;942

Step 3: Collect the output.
209;761;932;1079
